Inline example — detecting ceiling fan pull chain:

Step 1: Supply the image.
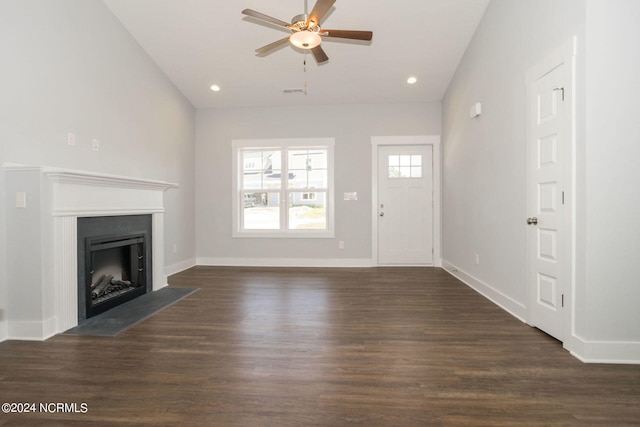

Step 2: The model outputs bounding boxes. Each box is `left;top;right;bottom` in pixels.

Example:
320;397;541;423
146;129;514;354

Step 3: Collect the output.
303;53;308;95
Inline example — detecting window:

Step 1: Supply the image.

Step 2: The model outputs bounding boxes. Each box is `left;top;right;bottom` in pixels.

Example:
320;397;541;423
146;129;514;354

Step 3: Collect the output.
233;138;335;237
388;154;422;178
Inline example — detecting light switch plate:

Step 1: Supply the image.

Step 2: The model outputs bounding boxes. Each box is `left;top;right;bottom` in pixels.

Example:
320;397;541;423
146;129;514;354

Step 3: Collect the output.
16;192;26;208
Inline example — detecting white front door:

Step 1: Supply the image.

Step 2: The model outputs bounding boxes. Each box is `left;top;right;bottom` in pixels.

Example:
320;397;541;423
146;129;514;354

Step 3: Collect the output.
526;44;573;342
377;145;433;265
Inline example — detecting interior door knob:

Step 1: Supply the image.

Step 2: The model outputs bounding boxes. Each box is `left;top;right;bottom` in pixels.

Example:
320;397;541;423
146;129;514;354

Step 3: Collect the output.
379;212;384;217
527;217;538;225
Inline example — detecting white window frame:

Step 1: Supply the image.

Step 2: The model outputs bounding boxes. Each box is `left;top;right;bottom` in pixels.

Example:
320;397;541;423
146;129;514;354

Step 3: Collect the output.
232;138;335;238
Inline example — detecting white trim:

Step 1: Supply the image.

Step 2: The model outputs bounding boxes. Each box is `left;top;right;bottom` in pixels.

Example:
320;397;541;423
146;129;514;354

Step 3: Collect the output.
371;135;442;267
525;37;576;348
52;208;166;217
569;336;640;365
165;258;197;277
54;216;78;333
442;260;527;322
152;213;167;291
196;257;374;268
232;230;334;239
7;317;58;341
3;163;178;191
0;320;7;343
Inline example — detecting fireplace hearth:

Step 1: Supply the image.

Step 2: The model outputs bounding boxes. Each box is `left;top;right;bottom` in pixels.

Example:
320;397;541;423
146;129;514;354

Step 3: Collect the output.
77;215;152;322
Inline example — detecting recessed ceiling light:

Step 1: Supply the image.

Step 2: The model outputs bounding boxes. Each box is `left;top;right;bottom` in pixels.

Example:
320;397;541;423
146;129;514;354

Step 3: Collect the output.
407;76;417;84
210;84;221;92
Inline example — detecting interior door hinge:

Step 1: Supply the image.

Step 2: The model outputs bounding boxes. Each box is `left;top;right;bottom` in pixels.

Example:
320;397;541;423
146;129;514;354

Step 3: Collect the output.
562;191;565;205
554;87;565;101
561;294;564;308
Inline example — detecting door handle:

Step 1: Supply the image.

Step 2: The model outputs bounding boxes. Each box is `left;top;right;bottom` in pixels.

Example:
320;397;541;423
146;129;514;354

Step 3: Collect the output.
379;212;384;217
527;217;538;225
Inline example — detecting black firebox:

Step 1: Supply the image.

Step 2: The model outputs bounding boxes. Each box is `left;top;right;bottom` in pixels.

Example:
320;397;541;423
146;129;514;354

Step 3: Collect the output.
77;215;152;321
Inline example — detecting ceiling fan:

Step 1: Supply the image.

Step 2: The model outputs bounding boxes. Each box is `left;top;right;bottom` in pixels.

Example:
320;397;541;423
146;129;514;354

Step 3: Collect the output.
242;0;373;64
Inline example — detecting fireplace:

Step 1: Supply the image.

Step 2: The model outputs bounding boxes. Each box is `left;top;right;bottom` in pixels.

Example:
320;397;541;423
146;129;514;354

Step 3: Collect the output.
3;164;177;340
77;215;152;322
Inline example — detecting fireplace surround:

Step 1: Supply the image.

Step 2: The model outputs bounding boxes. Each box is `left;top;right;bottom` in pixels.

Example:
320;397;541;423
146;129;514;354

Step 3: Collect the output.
3;164;177;340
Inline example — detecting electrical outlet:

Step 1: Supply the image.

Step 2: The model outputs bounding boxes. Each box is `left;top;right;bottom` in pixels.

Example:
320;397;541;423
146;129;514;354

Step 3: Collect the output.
67;132;76;146
173;244;178;254
338;240;345;249
92;138;100;151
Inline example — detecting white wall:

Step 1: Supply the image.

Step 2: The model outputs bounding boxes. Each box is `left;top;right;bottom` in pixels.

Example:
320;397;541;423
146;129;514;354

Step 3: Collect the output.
195;103;441;265
0;0;196;339
583;0;640;348
0;170;7;341
443;0;640;362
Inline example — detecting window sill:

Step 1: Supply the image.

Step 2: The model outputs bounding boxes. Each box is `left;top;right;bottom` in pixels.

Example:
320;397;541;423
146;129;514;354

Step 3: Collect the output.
233;230;335;239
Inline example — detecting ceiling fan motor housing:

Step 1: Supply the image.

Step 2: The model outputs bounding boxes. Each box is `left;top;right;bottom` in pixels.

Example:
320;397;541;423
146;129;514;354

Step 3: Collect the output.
291;14;308;27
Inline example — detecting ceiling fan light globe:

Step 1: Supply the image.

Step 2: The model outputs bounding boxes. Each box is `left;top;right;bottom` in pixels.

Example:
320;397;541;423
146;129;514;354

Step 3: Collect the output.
290;31;321;49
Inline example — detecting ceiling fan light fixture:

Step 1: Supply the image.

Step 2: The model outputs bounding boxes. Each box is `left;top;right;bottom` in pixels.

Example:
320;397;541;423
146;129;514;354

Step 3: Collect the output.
290;31;322;49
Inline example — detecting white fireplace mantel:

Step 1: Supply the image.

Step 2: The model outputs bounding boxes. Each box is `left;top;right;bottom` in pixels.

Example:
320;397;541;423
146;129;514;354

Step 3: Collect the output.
3;164;178;340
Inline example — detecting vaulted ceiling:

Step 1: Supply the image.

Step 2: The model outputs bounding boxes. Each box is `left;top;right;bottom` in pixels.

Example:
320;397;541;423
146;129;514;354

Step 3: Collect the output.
103;0;489;109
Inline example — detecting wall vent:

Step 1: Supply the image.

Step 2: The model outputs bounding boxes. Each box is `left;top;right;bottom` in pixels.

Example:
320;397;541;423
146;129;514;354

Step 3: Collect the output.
282;89;305;95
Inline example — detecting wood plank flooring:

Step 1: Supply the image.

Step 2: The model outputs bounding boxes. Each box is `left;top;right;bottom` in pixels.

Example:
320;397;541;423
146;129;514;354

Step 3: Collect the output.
1;266;639;426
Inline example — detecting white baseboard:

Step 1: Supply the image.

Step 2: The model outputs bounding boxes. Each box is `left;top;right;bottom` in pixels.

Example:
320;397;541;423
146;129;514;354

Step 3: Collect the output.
165;258;197;277
441;259;527;322
196;257;374;268
569;336;640;364
0;320;7;343
7;317;58;341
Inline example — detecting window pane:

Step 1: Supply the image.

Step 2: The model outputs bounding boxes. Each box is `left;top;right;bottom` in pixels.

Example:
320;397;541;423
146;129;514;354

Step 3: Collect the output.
242;150;262;189
411;166;422;178
288;149;328;189
388;155;399;167
400;155;411;166
288;192;327;230
411;155;422;166
242;150;282;190
399;166;411;178
243;192;280;229
289;170;328;189
289;149;328;169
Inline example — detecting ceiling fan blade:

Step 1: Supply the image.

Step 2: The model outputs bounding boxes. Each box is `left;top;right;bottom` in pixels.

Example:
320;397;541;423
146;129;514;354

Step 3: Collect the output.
242;9;292;29
255;37;291;55
307;0;336;28
321;29;373;41
311;45;329;64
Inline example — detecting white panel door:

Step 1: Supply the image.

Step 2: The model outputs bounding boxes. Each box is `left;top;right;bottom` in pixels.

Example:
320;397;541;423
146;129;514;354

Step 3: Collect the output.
527;61;565;341
378;145;433;265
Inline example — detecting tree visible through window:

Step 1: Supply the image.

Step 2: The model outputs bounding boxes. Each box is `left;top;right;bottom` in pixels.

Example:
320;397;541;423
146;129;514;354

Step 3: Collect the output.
233;138;334;237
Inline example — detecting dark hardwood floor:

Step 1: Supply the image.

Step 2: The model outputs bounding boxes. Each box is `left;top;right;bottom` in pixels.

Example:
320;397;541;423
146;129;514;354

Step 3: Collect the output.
1;266;639;426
